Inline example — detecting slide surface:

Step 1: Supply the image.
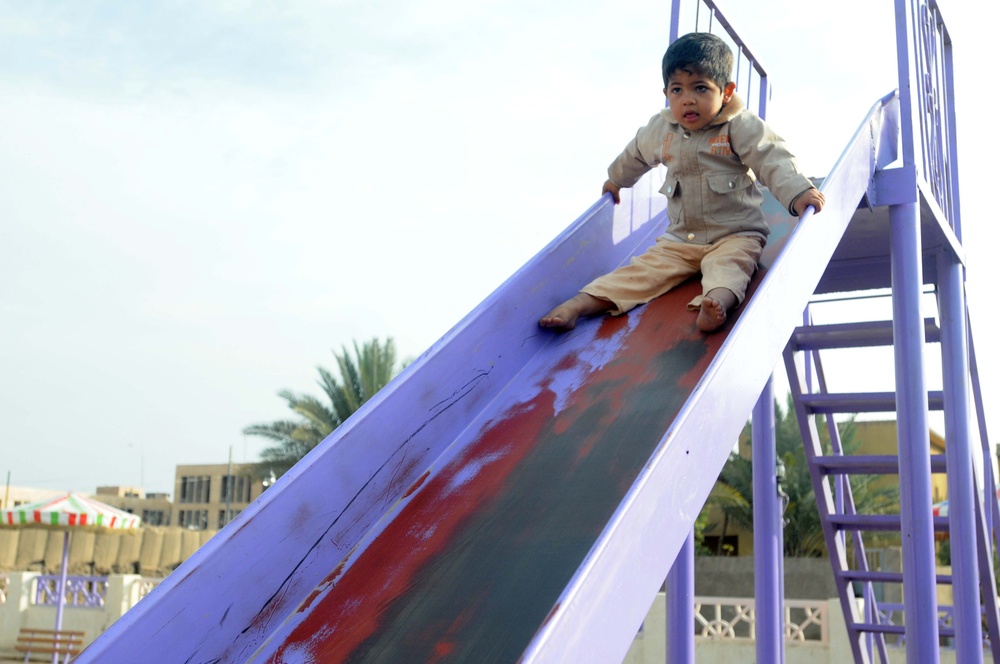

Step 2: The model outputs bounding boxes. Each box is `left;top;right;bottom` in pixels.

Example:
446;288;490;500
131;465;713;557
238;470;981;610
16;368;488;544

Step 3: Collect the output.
79;94;898;664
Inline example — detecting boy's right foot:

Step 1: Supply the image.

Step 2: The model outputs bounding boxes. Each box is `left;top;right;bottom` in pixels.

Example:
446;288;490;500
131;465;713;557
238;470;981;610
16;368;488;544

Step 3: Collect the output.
539;293;613;330
539;302;583;330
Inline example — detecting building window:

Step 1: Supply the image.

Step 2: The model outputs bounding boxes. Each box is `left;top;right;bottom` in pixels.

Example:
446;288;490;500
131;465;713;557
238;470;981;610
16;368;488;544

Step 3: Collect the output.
218;508;242;529
142;510;168;526
179;476;211;504
221;475;252;504
179;510;209;530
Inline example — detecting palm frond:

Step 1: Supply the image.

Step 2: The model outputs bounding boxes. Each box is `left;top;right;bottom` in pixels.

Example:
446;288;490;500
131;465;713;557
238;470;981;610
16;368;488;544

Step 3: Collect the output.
241;420;301;443
244;337;403;479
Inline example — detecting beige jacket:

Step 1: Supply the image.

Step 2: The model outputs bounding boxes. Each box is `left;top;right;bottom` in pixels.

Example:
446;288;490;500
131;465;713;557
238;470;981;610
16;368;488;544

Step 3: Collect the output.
607;95;815;245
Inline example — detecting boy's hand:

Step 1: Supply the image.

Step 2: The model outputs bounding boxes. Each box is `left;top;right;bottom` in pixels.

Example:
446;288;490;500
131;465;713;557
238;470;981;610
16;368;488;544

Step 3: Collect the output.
602;179;621;204
793;188;826;216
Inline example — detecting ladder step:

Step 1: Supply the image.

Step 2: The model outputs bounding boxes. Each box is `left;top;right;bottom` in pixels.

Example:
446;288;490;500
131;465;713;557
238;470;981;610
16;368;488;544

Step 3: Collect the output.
814;455;947;475
827;514;950;532
790;318;940;350
800;391;944;414
851;622;956;638
839;570;953;584
852;622;906;635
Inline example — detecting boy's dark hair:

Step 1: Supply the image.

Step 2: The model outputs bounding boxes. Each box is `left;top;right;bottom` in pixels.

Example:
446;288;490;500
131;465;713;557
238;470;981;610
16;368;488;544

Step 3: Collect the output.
662;32;734;90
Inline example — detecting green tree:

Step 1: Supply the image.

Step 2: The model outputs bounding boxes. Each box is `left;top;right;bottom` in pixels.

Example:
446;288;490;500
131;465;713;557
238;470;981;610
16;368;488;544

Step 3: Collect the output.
244;337;403;478
699;394;899;558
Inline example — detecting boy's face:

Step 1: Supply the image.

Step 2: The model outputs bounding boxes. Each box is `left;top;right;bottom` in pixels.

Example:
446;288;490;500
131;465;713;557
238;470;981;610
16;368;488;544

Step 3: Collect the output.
663;69;736;132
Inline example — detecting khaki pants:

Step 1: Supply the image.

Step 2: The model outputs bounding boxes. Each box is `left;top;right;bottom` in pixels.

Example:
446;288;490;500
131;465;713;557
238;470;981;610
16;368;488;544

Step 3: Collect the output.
581;233;765;315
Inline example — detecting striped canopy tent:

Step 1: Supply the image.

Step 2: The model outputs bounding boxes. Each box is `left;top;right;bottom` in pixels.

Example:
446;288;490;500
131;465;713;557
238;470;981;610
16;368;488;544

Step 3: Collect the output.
1;492;141;650
2;492;141;528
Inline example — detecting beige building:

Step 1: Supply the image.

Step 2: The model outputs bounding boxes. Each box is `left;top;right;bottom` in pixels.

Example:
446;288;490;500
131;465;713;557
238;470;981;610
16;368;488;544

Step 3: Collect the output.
849;420;948;503
4;461;269;534
95;485;174;526
172;463;268;531
0;486;62;510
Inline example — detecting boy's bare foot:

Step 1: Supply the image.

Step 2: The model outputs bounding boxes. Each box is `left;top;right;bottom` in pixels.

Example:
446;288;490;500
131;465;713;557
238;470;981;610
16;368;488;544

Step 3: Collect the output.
697;287;738;333
539;293;613;330
539;303;580;329
696;297;727;332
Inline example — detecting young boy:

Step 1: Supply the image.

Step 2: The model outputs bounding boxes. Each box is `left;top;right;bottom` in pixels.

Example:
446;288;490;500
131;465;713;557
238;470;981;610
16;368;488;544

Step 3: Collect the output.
540;32;825;333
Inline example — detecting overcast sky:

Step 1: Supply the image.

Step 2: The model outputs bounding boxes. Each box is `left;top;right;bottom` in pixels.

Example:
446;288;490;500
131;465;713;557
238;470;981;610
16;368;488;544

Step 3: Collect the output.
3;0;996;496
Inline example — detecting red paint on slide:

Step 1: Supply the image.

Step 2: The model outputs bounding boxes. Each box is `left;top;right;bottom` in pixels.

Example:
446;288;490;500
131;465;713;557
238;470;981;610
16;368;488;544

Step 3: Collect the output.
259;203;795;662
265;279;729;663
269;389;559;662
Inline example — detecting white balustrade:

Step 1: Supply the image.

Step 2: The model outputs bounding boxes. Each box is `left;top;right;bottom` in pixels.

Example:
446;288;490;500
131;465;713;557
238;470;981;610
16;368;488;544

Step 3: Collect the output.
694;596;829;643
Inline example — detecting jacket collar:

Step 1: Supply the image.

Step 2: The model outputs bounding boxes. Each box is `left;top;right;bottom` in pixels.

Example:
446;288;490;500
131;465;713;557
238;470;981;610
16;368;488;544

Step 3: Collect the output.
660;93;745;128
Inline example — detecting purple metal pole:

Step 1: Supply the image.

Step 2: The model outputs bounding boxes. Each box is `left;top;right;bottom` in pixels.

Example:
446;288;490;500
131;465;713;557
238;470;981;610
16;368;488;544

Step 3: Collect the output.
54;530;69;664
669;0;680;42
666;532;694;664
753;377;784;664
937;252;983;662
889;201;940;663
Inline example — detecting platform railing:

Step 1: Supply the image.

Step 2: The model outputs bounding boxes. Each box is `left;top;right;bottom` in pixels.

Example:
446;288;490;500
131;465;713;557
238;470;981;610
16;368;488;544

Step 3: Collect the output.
669;0;769;118
895;0;960;235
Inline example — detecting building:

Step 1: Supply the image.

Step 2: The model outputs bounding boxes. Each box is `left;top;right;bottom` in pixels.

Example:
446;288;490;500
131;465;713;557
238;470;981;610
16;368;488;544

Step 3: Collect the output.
5;460;271;533
94;485;174;526
850;420;948;503
0;486;62;510
172;463;269;531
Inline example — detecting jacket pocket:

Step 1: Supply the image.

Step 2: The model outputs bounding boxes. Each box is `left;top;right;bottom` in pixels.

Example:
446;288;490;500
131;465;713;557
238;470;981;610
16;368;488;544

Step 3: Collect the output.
659;175;681;224
706;172;756;222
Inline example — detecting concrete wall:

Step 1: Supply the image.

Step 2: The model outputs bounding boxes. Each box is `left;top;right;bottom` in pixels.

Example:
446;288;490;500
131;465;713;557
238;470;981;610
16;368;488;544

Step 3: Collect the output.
0;574;973;662
0;572;151;657
695;556;838;599
694;550;904;603
622;592;976;664
0;526;216;577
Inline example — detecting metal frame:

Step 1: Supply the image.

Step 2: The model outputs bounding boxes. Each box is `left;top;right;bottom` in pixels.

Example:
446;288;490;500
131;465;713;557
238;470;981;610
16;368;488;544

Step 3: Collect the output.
666;1;996;663
80;1;997;662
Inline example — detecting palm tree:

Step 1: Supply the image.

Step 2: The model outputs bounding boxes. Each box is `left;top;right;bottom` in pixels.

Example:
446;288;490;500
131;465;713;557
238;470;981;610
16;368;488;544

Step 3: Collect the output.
707;452;753;555
244;337;403;478
700;394;899;558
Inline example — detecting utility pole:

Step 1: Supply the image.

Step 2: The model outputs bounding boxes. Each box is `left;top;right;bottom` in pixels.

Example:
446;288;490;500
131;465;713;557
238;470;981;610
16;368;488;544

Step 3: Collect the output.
225;445;233;527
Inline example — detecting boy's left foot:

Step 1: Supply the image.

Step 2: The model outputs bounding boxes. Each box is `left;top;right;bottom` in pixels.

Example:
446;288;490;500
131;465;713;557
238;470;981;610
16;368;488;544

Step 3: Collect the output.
697;297;727;332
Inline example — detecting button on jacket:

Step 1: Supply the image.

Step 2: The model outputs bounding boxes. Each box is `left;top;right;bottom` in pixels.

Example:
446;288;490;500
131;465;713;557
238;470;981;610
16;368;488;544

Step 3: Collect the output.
607;94;815;245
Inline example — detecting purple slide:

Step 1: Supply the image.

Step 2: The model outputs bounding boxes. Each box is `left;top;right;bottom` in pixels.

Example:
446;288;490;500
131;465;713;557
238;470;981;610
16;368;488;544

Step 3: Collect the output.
79;94;896;664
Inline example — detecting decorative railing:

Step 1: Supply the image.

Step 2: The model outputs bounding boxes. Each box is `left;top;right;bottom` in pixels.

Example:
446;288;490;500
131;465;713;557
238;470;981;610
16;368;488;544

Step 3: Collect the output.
897;0;959;230
685;596;979;650
137;577;162;602
34;575;108;609
670;0;770;119
695;596;829;643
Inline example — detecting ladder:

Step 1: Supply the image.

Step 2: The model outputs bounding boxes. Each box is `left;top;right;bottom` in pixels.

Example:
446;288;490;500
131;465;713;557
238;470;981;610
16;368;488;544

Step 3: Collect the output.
783;303;1000;663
